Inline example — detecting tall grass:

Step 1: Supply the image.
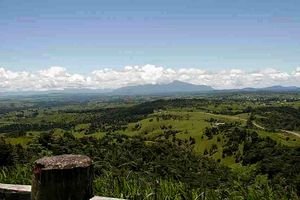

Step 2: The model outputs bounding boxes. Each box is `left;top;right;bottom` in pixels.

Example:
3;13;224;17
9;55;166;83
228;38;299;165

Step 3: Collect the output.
93;174;296;200
0;165;31;185
0;166;297;199
94;176;206;200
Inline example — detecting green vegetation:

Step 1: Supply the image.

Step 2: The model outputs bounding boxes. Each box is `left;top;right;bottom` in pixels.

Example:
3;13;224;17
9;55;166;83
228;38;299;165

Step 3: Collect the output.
252;106;300;131
0;92;299;199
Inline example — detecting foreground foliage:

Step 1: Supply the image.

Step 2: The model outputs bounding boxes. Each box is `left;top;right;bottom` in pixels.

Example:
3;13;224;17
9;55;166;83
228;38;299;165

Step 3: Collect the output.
0;129;299;199
1;95;300;199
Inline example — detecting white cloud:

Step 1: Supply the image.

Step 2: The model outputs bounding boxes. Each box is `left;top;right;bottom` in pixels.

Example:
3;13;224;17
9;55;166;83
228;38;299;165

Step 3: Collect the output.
293;67;300;77
0;65;299;91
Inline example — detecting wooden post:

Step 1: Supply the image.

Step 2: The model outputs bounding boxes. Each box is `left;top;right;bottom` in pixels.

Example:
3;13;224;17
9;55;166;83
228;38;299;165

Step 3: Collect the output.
31;154;93;200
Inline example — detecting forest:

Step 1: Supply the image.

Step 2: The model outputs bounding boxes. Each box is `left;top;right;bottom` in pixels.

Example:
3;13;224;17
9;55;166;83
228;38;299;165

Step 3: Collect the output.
0;92;300;199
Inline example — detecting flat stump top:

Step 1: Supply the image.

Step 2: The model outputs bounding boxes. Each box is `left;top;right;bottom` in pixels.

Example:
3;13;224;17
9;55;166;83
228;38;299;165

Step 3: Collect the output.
35;154;92;170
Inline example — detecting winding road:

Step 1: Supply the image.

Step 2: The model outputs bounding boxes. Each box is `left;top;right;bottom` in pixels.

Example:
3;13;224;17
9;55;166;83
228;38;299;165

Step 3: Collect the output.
280;130;300;138
200;111;300;138
250;121;300;138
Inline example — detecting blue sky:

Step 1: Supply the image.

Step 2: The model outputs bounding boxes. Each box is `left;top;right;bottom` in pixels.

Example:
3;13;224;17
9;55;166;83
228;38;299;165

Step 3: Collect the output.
1;0;300;73
0;0;300;91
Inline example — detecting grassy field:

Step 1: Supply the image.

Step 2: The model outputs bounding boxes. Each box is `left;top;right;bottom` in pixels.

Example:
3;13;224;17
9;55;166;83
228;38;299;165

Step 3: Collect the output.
2;94;300;168
118;109;299;166
3;107;299;167
256;129;300;147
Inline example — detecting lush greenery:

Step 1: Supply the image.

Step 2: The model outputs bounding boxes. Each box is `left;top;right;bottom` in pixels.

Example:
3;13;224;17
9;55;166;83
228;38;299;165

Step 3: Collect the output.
252;106;300;131
0;92;300;199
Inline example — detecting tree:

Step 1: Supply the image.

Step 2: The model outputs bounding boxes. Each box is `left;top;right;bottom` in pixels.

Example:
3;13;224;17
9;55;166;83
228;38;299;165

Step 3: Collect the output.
0;138;14;166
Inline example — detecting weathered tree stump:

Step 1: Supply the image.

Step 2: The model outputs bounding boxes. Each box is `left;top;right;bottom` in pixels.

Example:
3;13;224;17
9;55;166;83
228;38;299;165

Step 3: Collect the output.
31;154;93;200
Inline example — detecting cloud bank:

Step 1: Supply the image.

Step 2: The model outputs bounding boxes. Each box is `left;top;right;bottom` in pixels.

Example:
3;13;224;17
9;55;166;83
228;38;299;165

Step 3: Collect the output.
0;65;299;91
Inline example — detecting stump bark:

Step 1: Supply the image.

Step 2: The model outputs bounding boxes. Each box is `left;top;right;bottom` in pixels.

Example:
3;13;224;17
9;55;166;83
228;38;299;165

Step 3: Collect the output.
31;154;93;200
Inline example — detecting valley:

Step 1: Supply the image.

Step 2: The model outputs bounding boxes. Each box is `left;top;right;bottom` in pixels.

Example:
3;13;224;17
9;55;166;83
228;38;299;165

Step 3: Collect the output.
0;92;300;199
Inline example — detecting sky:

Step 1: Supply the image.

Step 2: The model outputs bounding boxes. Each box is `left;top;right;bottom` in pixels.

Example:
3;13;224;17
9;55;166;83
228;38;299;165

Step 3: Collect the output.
0;0;300;90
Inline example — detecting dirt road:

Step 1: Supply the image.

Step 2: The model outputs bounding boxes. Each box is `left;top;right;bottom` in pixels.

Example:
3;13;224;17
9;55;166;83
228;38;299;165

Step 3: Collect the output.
252;121;300;138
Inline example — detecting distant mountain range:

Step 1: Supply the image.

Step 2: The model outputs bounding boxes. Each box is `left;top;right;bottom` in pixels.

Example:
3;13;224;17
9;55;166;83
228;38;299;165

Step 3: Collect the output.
239;85;300;92
113;82;300;95
1;81;299;97
113;80;214;95
0;88;112;97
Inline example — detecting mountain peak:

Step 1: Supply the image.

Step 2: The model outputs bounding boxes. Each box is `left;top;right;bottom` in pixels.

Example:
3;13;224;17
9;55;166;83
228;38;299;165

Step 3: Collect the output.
113;81;214;95
169;80;192;85
170;80;185;84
